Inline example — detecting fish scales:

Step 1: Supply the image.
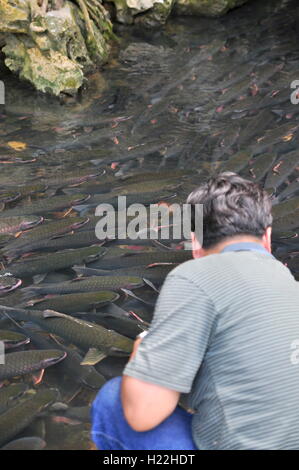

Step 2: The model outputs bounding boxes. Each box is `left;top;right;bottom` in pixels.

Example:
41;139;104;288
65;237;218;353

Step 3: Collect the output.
23;275;144;296
0;349;66;381
1;246;105;278
0;389;58;447
26;291;119;314
0;306;133;357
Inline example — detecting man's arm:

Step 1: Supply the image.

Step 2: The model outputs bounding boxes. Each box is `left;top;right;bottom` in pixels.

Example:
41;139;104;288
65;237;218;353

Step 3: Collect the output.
121;272;216;432
121;337;180;432
121;375;180;432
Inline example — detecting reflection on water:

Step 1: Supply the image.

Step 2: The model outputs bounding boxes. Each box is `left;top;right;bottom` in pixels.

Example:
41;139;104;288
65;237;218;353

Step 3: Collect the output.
0;0;298;450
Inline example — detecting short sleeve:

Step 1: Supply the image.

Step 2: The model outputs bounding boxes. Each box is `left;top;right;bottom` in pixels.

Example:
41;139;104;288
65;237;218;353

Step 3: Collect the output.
123;273;216;393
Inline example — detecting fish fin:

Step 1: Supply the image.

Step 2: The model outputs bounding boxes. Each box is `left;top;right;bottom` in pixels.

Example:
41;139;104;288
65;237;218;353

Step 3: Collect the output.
50;231;74;240
45;189;57;197
147;262;174;268
105;303;131;318
26;298;45;306
32;368;45;385
81;348;107;366
72;265;86;277
21;287;38;300
33;274;47;285
49;333;64;346
71;276;87;282
143;278;160;293
120;288;152;305
43;309;67;319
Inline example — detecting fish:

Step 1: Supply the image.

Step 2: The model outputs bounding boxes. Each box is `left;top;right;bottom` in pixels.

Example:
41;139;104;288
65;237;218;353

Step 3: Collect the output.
22;275;144;297
73;264;176;285
272;208;299;231
252;123;299;153
237;110;276;147
0;216;43;235
0;349;67;381
1;436;46;450
63;181;112;196
21;230;104;252
2;217;90;259
285;255;299;274
115;179;182;195
17;183;49;198
251;63;284;87
0;246;106;279
272;197;299;219
0;275;22;294
83;309;144;339
0;234;14;247
248;153;277;181
75;191;176;212
0;388;58;447
264;150;299;190
277;179;299;202
24;329;106;390
0;191;21;204
89;250;192;270
0;329;30;350
0;383;28;414
217;78;251;106
0;306;133;364
25;291;120;314
219;150;252;173
63;406;91;424
44;168;105;189
118;169;193;184
0;194;90;217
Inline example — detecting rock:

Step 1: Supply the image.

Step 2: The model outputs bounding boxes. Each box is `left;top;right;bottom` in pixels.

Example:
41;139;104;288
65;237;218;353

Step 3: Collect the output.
0;0;113;95
174;0;250;17
108;0;174;26
134;0;175;27
0;0;29;33
4;36;84;95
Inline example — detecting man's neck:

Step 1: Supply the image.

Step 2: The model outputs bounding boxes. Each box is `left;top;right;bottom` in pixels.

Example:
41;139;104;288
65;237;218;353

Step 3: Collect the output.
202;236;266;257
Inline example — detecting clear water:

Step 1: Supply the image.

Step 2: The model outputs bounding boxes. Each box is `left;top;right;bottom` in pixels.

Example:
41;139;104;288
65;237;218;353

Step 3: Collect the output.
0;0;298;449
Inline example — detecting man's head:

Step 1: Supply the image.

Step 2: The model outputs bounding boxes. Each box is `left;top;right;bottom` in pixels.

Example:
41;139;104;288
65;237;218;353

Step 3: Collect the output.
187;172;273;258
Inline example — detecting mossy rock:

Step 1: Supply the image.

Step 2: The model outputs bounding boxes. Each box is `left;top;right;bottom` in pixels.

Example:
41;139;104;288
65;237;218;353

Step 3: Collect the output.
174;0;249;17
0;0;29;33
0;0;113;95
4;34;84;95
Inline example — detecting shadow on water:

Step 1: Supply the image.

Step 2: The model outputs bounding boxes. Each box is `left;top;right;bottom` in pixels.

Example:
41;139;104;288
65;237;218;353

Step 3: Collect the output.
0;0;298;449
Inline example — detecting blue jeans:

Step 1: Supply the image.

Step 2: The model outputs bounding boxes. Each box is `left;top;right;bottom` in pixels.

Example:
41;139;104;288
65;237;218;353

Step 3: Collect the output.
91;377;197;450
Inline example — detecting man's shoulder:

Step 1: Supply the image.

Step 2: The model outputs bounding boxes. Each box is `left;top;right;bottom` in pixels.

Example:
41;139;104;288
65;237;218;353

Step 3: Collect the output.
168;250;289;286
169;252;227;281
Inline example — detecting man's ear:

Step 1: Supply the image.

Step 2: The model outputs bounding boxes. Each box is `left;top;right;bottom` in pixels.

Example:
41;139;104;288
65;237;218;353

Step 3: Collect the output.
262;226;272;253
191;232;205;259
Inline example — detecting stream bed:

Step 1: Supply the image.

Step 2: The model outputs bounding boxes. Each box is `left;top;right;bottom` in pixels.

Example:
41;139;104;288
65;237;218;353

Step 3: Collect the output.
0;0;298;450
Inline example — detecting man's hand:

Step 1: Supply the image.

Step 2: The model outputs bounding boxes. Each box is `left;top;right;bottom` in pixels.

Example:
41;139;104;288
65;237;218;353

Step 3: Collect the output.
129;336;143;361
121;336;180;432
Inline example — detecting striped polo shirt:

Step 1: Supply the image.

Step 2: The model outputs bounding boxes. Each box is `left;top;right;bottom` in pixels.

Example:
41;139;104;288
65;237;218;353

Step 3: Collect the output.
123;242;299;450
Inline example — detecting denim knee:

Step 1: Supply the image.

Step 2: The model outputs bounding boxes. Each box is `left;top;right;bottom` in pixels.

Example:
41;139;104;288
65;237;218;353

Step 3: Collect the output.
92;376;122;412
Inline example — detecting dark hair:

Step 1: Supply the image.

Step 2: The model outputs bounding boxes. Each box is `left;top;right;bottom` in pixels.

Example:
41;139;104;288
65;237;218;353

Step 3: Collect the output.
187;172;273;249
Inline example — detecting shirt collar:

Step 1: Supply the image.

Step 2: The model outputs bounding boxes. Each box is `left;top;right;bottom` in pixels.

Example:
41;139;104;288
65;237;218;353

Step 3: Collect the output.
220;242;273;257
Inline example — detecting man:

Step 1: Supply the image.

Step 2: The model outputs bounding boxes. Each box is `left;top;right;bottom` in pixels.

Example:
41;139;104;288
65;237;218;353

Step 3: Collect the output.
91;172;299;450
